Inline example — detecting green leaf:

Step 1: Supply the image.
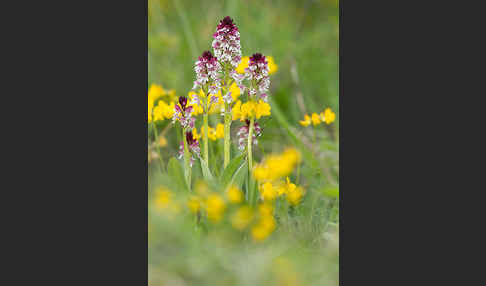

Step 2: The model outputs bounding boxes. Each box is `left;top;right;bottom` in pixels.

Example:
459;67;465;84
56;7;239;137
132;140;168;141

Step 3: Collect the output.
229;160;247;190
200;159;214;182
167;157;188;192
220;154;245;186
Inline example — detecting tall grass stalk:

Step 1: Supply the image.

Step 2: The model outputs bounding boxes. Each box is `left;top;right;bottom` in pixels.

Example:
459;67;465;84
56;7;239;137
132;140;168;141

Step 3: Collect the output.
182;129;192;191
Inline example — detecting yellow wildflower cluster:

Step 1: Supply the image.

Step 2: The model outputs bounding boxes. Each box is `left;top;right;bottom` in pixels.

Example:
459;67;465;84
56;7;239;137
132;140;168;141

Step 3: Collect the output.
252;148;305;206
188;82;242;116
185;182;246;223
253;148;301;182
258;177;305;205
230;202;276;242
232;100;271;121
148;83;176;123
192;123;224;141
236;56;278;75
299;107;336;127
251;203;277;242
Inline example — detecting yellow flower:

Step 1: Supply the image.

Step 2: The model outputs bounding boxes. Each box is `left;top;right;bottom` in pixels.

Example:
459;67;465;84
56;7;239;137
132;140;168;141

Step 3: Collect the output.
232;100;242;121
188;91;204;116
148;84;165;103
192;128;201;141
240;101;256;121
231;206;254;230
215;123;224;139
201;126;217;141
276;183;287;196
229;82;241;101
323;107;336;125
260;182;277;201
255;100;271;119
267;56;278;75
251;215;276;242
227;185;243;204
187;196;202;214
152;100;175;122
158;136;167;147
236;56;278;75
299;114;311;127
258;203;274;216
206;194;226;223
236;56;249;74
154;187;172;211
235;100;271;121
253;148;301;182
162;101;175;119
311;113;321;126
286;180;305;206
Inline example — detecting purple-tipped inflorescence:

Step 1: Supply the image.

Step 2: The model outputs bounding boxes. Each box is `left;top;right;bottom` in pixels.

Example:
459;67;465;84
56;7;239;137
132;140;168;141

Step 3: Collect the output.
237;119;262;151
193;50;222;95
178;131;200;167
245;53;270;101
212;16;242;70
173;96;195;130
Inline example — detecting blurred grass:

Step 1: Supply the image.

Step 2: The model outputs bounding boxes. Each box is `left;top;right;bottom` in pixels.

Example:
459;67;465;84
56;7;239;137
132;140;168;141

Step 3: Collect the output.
149;0;339;285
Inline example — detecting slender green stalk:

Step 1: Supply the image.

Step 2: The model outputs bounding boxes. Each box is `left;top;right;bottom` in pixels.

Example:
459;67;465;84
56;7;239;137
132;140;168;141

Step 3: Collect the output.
248;116;254;172
223;102;231;168
203;112;209;166
183;129;192;191
247;116;255;205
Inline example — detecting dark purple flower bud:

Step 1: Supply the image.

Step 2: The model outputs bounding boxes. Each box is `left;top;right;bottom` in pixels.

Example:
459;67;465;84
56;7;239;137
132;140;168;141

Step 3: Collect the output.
179;96;188;110
186;131;196;146
250;53;266;64
217;16;238;33
200;50;215;62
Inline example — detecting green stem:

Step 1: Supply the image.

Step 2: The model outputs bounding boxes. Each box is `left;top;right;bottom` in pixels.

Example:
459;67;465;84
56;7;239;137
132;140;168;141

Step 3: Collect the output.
247;116;255;205
203;112;209;166
223;103;231;168
183;129;192;191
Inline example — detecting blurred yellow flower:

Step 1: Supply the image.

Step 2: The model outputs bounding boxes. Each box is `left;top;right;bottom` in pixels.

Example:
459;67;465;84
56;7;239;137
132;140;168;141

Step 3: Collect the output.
215;123;224;139
206;194;226;223
236;56;249;74
258;203;274;216
299;114;311;127
227;185;243;204
236;56;278;75
287;186;304;206
158;136;167;147
187;196;202;214
148;84;165;103
267;56;278;74
251;214;276;242
229;82;241;101
152;100;175;122
232;100;242;121
154;187;172;211
311;113;321;126
323;107;336;125
192;128;201;141
253;148;301;182
260;182;277;201
231;206;254;230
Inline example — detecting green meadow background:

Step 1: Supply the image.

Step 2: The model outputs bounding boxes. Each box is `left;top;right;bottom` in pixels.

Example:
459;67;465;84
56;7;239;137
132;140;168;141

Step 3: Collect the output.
149;0;339;285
